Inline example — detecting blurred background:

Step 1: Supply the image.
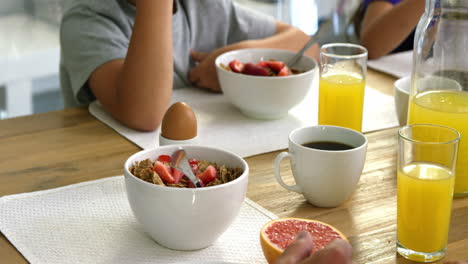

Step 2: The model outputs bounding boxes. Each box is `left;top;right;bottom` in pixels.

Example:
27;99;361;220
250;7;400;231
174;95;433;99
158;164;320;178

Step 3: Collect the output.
0;0;360;120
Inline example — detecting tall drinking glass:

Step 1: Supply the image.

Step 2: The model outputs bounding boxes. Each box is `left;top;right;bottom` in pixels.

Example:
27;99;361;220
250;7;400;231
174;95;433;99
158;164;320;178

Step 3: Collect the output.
318;43;367;132
397;124;460;262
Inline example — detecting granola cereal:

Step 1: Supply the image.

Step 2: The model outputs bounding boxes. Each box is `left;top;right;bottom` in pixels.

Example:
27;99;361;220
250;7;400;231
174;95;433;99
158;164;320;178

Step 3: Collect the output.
130;159;154;183
130;157;243;188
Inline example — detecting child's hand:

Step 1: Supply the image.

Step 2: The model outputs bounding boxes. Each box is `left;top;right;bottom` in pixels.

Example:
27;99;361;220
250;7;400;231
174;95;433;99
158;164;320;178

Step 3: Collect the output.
188;50;222;93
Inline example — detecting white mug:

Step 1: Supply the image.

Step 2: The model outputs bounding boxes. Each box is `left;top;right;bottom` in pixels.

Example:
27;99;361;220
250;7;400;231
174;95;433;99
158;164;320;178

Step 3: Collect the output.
274;125;368;207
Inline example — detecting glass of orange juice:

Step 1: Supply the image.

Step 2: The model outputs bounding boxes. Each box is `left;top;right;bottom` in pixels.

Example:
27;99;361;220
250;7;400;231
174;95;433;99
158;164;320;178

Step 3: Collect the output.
397;124;460;262
318;43;367;132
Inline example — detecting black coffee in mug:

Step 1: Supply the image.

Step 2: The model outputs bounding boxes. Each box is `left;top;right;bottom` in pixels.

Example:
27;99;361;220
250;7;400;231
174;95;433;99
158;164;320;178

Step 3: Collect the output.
275;125;368;207
302;141;354;151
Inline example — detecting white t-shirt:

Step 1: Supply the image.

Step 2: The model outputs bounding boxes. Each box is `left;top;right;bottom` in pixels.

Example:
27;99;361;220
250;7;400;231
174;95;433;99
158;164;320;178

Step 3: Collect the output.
59;0;276;106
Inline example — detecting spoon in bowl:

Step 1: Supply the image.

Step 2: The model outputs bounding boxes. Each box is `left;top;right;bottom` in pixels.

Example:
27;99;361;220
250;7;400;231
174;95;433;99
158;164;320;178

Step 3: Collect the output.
286;36;316;68
171;147;204;188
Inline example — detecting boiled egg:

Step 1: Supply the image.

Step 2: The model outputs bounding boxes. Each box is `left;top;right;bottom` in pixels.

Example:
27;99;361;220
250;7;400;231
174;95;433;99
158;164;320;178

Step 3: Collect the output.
161;102;197;140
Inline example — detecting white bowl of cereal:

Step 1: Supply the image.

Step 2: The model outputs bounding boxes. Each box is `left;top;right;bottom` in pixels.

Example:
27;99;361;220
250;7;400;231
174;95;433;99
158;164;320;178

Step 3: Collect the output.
124;145;248;250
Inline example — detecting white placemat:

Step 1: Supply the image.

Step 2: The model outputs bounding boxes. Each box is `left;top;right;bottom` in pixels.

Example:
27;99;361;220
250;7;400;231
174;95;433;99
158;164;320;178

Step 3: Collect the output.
368;50;413;78
89;82;398;157
0;176;277;264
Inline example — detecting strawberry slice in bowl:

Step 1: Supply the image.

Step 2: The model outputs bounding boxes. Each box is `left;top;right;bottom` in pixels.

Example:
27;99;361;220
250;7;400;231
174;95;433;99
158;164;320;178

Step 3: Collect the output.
171;168;184;183
242;63;270;76
229;59;245;73
196;165;218;185
153;161;175;184
189;158;199;174
157;155;171;163
277;66;290;76
264;60;285;73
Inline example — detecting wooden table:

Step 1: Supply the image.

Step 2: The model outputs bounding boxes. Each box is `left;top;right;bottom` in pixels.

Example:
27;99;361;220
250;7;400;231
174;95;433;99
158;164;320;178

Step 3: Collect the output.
1;70;467;263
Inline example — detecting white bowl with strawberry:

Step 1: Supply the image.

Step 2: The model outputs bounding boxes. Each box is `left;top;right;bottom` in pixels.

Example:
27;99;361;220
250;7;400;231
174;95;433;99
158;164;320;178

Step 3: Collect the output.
124;145;249;251
216;48;317;119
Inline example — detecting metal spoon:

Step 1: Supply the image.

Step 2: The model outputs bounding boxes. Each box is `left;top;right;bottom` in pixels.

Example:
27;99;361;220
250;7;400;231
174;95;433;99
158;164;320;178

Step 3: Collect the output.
286;36;316;68
171;147;203;188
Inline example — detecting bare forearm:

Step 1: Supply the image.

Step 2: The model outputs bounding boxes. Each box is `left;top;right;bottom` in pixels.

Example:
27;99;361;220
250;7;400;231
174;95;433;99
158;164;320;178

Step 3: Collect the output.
247;27;317;59
209;25;317;62
361;0;425;59
117;1;173;130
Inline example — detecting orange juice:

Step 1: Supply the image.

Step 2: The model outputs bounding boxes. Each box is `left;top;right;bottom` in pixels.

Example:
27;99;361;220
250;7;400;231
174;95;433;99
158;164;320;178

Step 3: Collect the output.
397;162;454;258
408;90;468;196
318;74;365;132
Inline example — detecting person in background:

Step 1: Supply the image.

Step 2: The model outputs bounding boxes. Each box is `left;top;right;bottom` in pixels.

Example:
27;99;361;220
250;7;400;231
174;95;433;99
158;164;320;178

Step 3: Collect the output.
60;0;319;131
278;231;468;264
352;0;425;59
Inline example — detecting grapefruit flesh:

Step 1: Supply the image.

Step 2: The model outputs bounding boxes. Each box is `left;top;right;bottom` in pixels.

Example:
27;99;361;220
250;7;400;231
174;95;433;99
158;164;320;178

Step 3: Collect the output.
260;218;347;264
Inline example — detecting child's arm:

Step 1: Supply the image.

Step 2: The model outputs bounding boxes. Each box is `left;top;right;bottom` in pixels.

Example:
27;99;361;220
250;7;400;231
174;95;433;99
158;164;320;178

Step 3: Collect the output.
360;0;425;59
249;21;319;59
188;21;319;92
88;0;173;131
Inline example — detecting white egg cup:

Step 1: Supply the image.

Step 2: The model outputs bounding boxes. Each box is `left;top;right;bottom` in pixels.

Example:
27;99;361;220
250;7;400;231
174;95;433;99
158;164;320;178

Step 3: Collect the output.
159;134;199;146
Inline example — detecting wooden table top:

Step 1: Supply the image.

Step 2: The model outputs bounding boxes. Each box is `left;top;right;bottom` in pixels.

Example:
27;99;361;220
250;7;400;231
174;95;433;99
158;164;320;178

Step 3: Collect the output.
0;70;466;263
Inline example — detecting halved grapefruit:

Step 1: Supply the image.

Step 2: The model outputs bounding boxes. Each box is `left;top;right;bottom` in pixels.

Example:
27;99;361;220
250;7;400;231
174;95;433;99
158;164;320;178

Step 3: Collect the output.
260;217;347;264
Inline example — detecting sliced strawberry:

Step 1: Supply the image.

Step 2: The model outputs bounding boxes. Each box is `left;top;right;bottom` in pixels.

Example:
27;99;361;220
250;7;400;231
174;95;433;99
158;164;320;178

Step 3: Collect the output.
171;168;184;183
229;59;245;73
257;61;269;68
278;66;290;76
157;155;171;163
265;60;285;72
190;164;199;175
153;161;175;184
242;63;269;76
189;159;199;174
196;165;217;185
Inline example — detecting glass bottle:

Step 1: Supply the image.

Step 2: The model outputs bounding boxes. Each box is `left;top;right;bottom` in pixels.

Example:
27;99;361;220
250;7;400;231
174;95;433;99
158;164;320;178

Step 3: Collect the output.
408;0;468;197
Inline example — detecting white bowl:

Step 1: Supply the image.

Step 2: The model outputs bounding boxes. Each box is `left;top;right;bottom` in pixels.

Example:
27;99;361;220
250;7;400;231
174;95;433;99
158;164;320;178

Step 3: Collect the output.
394;76;411;126
215;48;317;119
124;145;249;250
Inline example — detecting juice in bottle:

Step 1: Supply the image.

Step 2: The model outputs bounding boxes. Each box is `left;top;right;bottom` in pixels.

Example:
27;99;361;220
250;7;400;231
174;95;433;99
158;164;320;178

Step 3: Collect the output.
318;74;365;132
397;162;454;260
408;90;468;196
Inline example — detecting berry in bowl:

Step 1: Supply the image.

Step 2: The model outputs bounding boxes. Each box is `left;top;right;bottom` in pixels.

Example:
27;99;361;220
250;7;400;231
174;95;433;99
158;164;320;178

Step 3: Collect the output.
216;48;317;119
221;59;304;77
124;145;248;250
